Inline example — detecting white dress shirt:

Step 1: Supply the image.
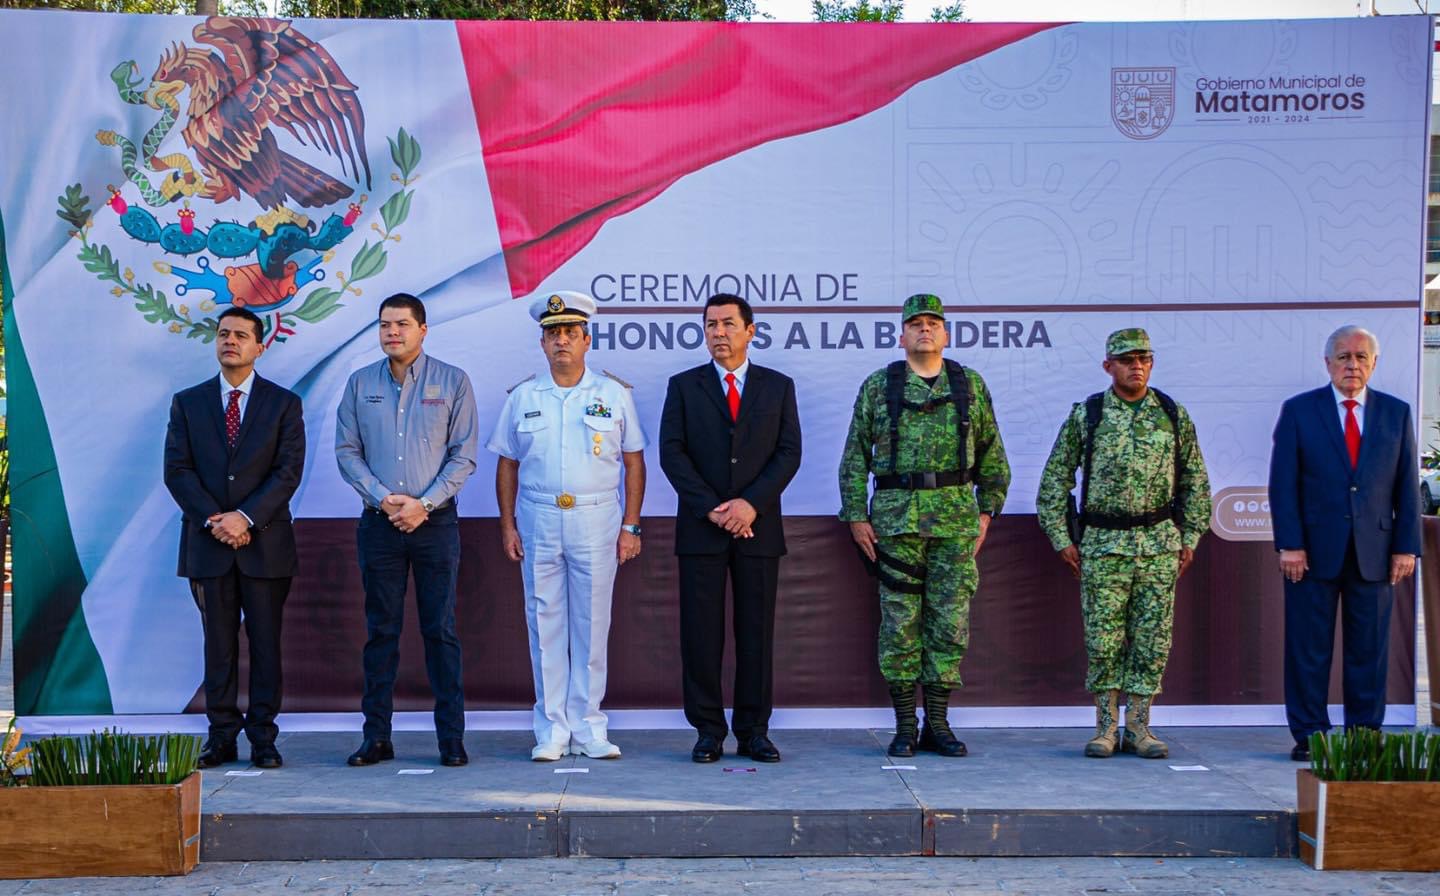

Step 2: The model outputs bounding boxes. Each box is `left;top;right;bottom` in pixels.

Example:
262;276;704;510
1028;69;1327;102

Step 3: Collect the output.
219;369;256;423
216;368;257;526
488;367;647;498
714;358;750;398
1332;384;1367;435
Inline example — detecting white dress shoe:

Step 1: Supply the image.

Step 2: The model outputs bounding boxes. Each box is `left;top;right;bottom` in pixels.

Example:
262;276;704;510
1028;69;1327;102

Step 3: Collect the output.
530;742;567;762
572;739;621;759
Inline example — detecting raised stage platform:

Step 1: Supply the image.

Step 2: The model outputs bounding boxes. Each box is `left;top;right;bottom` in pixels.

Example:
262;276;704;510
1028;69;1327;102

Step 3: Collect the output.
198;726;1301;861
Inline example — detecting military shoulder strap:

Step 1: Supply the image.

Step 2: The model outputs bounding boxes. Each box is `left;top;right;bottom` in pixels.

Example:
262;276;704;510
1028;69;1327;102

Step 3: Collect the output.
1079;393;1105;522
601;369;633;389
1149;387;1184;520
1078;388;1184;520
883;359;973;481
945;359;972;481
506;373;536;394
884;361;908;475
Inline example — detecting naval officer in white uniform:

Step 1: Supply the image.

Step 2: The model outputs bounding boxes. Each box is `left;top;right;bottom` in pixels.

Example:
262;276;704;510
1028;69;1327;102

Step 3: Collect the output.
489;290;647;761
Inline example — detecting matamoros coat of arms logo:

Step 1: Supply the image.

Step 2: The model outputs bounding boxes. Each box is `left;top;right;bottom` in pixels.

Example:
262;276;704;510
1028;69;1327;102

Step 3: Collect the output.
1111;67;1175;141
56;17;422;346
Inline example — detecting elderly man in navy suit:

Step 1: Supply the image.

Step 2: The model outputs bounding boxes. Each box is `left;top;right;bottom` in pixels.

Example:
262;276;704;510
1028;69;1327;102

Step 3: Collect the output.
1268;325;1421;762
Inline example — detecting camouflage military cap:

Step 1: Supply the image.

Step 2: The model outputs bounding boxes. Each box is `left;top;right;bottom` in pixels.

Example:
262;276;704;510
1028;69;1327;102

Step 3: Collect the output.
902;293;946;322
1106;328;1152;357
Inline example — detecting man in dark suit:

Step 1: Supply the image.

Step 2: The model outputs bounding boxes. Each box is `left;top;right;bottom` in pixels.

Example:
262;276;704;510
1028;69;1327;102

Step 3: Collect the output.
164;307;306;769
1269;324;1420;762
660;293;802;763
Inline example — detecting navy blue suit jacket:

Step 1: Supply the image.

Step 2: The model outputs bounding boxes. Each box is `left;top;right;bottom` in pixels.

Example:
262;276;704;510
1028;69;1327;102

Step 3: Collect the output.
1268;385;1421;582
164;374;306;580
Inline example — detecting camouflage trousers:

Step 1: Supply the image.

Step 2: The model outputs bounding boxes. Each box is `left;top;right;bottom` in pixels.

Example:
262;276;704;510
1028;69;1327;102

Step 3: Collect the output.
1080;552;1179;695
875;533;977;688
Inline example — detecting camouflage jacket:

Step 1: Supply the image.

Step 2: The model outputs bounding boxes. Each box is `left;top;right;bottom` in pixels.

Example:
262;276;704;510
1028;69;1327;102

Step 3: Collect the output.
838;363;1010;538
1035;388;1212;558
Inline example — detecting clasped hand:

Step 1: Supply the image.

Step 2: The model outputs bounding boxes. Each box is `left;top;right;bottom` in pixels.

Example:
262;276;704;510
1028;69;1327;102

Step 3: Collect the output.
207;511;250;549
708;498;756;538
383;494;429;534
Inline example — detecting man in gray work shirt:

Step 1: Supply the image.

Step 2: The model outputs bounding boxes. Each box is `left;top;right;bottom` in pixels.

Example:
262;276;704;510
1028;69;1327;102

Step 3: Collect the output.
336;292;479;767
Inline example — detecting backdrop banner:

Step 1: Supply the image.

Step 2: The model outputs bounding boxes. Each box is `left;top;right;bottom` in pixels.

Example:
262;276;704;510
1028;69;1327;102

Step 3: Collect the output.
0;10;1429;721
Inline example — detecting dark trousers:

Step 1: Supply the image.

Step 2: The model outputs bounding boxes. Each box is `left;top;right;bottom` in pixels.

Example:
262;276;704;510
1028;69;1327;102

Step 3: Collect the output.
678;548;779;740
190;568;289;746
357;504;465;742
1284;543;1393;745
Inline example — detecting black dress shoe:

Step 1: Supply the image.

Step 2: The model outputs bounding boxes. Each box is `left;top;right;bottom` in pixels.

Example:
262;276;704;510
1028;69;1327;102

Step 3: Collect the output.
737;734;781;763
1291;744;1311;762
197;739;238;769
251;743;283;769
691;733;724;763
347;737;395;766
439;738;469;767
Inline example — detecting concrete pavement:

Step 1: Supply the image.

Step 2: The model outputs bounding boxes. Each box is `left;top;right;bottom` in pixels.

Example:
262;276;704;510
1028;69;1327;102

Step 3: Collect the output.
3;856;1440;895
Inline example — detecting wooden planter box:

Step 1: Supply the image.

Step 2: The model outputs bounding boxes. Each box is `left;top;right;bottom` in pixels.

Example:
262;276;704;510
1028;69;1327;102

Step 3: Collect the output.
0;771;201;878
1297;769;1440;870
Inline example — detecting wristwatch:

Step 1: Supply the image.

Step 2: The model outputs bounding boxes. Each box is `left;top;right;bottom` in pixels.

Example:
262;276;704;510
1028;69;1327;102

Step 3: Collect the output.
621;523;642;537
420;497;436;513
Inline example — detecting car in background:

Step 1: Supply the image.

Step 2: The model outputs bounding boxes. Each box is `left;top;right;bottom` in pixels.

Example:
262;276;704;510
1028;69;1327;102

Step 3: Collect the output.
1422;467;1440;515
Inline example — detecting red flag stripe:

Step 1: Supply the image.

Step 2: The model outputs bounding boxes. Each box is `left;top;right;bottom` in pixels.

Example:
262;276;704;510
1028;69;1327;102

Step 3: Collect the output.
457;21;1060;298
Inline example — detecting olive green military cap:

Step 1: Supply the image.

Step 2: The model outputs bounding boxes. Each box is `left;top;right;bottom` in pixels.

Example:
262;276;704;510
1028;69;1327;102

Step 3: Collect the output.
902;293;946;322
1106;328;1152;357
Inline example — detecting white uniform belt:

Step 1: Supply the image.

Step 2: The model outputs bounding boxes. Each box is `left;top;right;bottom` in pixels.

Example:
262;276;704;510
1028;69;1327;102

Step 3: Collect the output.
520;490;618;509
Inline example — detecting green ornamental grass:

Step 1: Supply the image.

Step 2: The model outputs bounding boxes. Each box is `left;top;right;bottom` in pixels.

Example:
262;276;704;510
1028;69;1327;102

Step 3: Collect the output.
1308;728;1440;782
25;730;201;787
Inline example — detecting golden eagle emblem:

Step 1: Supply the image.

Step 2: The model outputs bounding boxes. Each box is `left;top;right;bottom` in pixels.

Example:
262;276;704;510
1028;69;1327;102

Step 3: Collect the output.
149;16;372;209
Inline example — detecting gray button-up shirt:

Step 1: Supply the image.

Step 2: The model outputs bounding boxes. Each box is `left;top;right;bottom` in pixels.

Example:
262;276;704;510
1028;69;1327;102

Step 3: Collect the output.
335;351;479;509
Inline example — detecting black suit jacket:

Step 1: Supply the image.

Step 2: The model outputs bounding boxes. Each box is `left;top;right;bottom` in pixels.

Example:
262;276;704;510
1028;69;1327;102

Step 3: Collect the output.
164;374;306;580
659;362;802;557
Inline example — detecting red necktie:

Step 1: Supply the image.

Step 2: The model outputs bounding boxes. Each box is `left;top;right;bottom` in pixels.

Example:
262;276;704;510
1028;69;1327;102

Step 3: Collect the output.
725;372;740;421
1342;399;1360;468
225;389;242;448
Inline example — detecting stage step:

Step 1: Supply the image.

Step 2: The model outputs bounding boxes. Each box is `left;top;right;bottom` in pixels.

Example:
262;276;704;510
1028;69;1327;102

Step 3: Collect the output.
198;728;1299;860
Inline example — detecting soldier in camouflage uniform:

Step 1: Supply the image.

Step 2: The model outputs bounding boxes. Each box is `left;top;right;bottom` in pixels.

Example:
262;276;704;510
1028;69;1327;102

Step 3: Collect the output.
839;294;1011;758
1035;329;1211;759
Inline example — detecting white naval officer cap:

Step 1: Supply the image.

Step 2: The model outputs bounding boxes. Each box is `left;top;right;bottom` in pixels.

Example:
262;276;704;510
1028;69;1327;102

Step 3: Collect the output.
529;290;596;327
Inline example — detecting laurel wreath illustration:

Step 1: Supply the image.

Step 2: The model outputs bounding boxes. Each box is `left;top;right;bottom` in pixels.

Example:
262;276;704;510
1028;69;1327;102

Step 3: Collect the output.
56;128;422;347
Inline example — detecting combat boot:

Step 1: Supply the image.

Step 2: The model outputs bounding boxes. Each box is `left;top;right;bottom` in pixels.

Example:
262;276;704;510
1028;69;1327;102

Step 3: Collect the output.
918;684;967;757
1121;693;1169;759
887;682;919;757
1084;689;1120;758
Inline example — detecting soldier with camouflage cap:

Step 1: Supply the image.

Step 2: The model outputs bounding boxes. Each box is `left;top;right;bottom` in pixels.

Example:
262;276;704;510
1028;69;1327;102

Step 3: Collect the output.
1036;328;1211;759
839;294;1011;758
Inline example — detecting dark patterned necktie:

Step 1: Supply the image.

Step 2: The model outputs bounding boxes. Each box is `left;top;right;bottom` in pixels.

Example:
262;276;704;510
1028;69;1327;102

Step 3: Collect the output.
225;389;242;448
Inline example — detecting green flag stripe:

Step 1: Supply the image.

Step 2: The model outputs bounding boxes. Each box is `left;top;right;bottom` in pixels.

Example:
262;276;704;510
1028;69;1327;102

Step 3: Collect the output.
2;208;113;714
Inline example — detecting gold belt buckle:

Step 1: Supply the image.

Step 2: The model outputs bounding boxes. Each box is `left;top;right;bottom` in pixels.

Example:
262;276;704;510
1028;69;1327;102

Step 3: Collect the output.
556;492;576;509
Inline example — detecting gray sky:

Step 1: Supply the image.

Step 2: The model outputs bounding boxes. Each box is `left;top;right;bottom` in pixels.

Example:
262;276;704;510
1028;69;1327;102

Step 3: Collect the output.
756;0;1431;21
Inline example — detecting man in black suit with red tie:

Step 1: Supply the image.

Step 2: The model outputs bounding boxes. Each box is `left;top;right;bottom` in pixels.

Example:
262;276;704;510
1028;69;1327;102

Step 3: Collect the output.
164;307;305;770
660;293;802;763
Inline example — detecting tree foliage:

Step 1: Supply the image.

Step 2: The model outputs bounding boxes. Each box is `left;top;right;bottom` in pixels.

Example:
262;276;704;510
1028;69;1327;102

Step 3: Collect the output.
281;0;733;18
0;0;266;12
0;0;743;16
811;0;964;21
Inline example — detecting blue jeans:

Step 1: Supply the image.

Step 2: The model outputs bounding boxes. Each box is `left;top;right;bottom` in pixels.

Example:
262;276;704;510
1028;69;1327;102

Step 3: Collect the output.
357;503;465;741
